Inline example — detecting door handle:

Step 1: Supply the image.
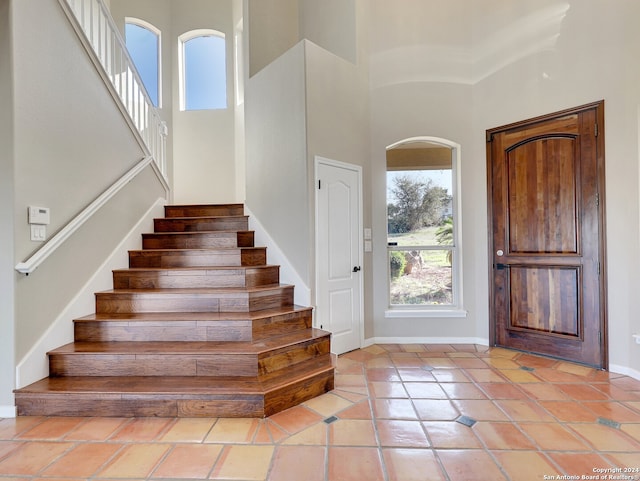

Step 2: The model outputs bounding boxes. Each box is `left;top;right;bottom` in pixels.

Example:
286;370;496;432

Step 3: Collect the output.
353;266;361;272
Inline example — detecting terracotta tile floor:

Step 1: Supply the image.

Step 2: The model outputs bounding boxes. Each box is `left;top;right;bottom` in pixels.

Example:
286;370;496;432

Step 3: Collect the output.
1;344;640;480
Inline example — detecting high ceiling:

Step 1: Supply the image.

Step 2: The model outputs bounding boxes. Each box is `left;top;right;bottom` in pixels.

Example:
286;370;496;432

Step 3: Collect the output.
368;0;571;86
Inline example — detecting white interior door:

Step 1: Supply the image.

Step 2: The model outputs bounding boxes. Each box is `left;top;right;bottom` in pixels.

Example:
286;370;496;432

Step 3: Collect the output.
315;157;363;355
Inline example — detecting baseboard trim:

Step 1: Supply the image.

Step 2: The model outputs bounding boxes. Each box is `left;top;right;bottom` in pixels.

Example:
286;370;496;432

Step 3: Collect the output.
610;364;640;381
362;337;490;347
0;405;16;418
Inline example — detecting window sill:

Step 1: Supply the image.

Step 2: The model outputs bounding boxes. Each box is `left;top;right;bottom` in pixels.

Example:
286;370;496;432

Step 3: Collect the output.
385;308;468;319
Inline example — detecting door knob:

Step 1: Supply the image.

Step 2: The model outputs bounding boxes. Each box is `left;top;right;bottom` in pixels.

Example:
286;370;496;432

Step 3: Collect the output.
496;250;504;256
352;266;361;272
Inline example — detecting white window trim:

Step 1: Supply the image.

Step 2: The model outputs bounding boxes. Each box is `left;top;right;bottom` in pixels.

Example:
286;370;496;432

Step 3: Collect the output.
178;29;226;111
124;17;162;108
385;136;464;316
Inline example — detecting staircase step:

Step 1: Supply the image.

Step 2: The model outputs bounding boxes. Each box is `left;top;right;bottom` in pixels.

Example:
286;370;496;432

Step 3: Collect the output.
154;216;249;233
165;204;245;218
14;202;334;419
48;329;331;377
113;265;280;289
128;247;267;268
15;358;335;417
73;307;314;342
95;286;294;313
142;231;255;249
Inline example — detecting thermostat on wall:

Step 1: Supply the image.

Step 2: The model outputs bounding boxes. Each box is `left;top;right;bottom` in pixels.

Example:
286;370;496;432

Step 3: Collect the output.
28;206;50;225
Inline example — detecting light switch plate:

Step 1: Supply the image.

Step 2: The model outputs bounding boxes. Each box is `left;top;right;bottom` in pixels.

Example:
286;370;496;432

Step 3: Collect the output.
30;224;46;241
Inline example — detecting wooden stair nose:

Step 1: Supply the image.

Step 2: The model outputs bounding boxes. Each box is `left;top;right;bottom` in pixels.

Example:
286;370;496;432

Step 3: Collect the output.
15;203;334;418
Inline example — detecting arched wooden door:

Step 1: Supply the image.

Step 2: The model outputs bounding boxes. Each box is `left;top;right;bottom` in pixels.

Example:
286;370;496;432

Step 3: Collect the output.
487;101;607;369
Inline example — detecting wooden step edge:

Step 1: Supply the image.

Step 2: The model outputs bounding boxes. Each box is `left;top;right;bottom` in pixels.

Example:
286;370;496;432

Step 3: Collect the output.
142;230;255;237
128;246;266;254
15;360;334;396
48;328;330;356
73;305;313;323
113;265;279;273
154;215;249;221
94;284;294;295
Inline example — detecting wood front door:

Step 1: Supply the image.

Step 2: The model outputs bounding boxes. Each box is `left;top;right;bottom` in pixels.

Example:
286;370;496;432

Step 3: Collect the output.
487;101;607;368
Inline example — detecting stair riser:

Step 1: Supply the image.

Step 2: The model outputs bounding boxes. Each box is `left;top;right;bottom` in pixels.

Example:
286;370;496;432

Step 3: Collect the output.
95;288;294;313
74;311;313;343
260;341;331;376
15;367;334;418
113;266;280;289
154;217;249;232
165;204;245;218
264;368;335;417
49;338;331;378
142;231;254;249
49;354;259;377
15;393;265;418
14;201;335;419
128;249;267;268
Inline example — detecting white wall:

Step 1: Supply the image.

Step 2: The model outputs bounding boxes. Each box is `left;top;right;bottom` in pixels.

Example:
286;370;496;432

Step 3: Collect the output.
245;42;309;282
109;0;174;194
367;0;640;375
110;0;238;205
6;0;169;411
304;40;369;302
473;1;640;375
299;0;356;65
0;0;16;415
247;0;298;76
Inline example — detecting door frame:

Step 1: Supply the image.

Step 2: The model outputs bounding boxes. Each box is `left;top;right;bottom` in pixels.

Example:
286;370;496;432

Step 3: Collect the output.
486;101;608;368
314;156;364;353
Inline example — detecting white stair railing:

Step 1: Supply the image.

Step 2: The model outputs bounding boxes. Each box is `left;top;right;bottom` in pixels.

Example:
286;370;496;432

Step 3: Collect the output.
58;0;167;176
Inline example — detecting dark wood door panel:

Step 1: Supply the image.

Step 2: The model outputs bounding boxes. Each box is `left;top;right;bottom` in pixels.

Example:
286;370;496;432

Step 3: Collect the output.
507;137;579;254
487;101;607;369
508;265;580;337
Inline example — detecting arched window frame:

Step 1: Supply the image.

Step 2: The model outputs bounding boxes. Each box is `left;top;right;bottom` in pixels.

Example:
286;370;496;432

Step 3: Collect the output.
124;17;162;108
178;29;227;111
384;136;466;318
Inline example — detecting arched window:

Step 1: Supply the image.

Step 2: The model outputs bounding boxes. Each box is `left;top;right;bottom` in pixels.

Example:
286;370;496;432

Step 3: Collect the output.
386;137;463;313
124;18;161;108
179;29;227;111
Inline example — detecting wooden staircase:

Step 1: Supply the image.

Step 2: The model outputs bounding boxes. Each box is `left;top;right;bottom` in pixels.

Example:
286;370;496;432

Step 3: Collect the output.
14;204;334;417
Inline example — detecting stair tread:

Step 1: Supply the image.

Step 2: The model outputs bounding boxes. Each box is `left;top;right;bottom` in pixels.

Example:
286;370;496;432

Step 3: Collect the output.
156;215;248;221
130;247;264;253
49;328;329;355
143;230;254;236
74;306;312;323
113;265;278;273
97;284;292;294
16;359;334;395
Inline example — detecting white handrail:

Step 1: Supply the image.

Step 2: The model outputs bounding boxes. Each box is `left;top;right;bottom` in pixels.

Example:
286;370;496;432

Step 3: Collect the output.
58;0;167;176
15;157;168;275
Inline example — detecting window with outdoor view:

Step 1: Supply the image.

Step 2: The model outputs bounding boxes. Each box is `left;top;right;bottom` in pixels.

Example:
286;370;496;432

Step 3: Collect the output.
386;139;461;310
125;19;161;108
179;30;227;111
